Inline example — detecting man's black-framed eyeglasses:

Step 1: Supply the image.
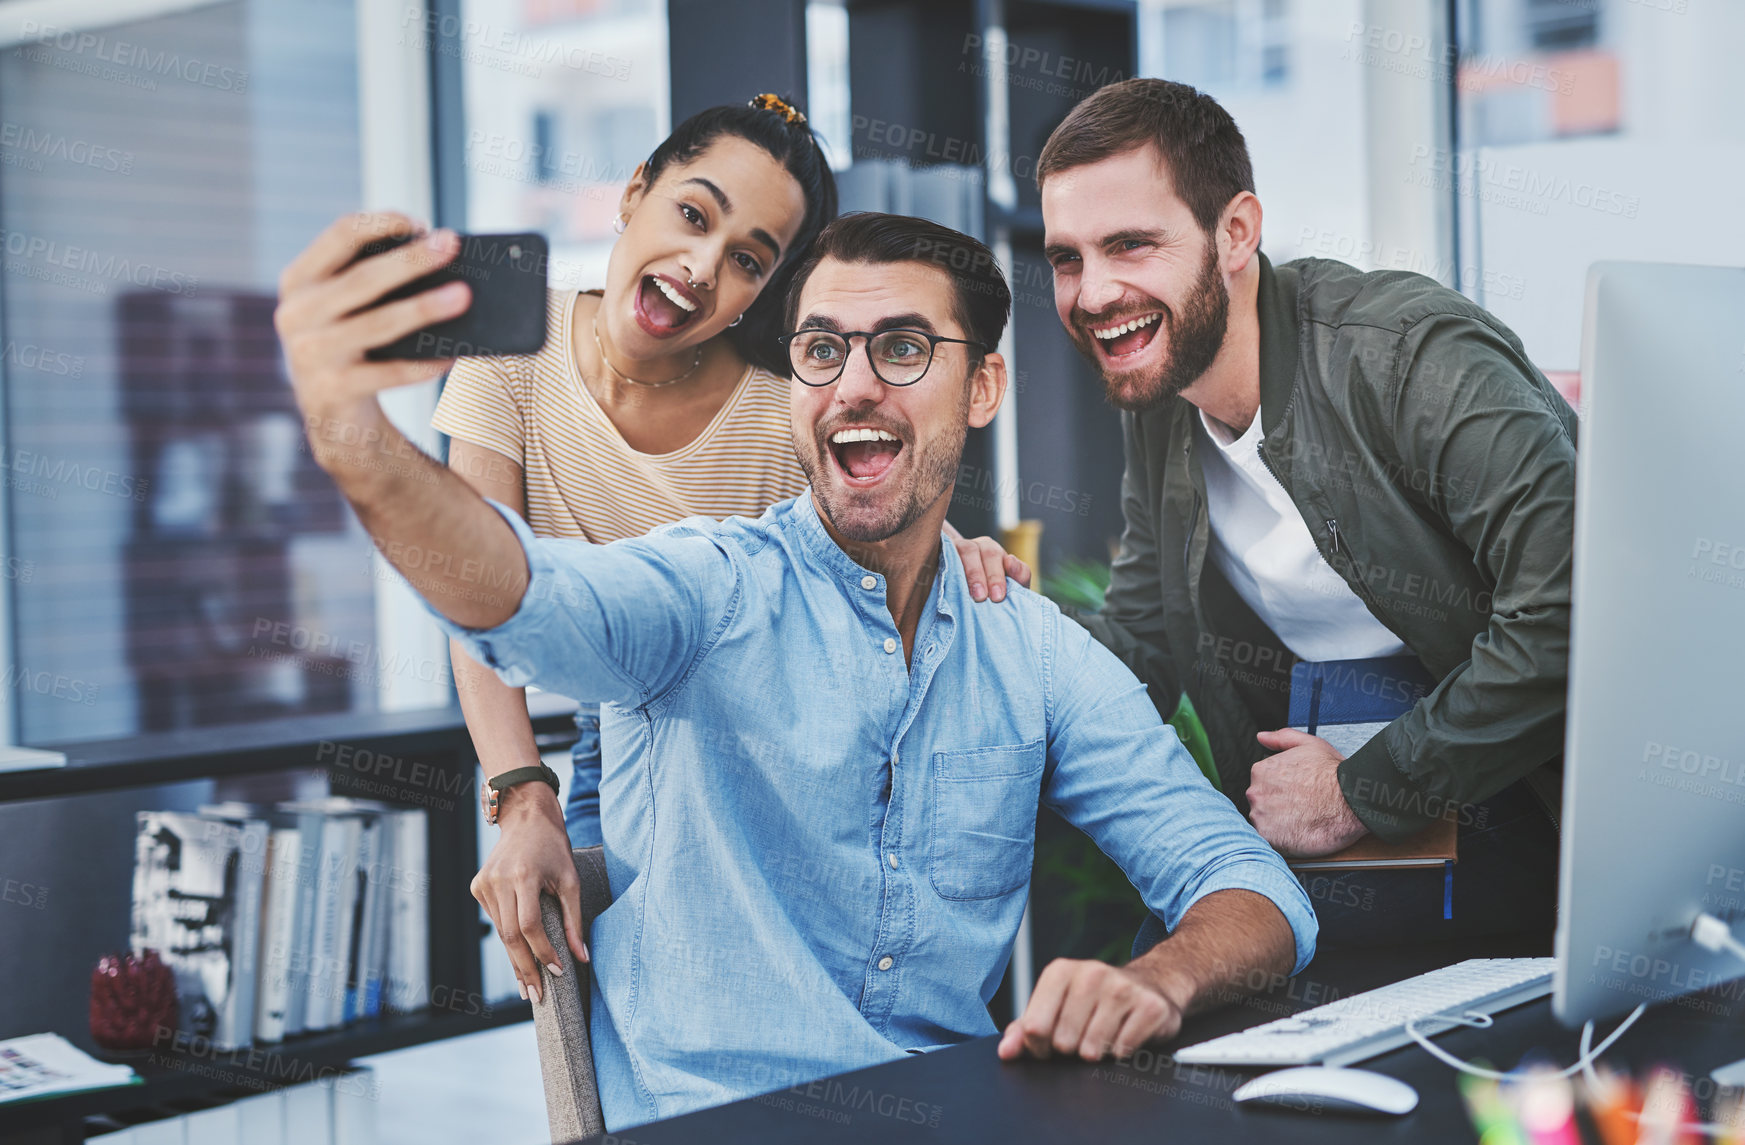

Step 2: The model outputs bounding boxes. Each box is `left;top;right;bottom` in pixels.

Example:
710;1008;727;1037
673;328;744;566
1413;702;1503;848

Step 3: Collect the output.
777;328;988;387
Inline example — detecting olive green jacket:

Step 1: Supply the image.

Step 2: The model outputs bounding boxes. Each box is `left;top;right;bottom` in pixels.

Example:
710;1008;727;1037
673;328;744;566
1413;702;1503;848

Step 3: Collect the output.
1076;254;1578;841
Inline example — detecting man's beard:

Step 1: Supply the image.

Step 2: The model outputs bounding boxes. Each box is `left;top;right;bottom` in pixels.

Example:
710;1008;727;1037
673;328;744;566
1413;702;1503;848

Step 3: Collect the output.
796;390;969;545
1080;239;1230;413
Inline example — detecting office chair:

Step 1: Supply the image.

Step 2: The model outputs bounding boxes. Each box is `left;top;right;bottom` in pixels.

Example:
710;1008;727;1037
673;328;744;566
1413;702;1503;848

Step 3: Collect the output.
533;846;612;1144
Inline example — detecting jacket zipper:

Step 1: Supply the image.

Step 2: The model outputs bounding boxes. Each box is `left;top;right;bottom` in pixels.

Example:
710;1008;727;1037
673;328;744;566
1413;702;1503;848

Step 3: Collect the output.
1323;515;1386;614
1183;436;1205;690
1183;491;1201;583
1182;435;1202;584
1259;432;1374;605
1256;438;1284;487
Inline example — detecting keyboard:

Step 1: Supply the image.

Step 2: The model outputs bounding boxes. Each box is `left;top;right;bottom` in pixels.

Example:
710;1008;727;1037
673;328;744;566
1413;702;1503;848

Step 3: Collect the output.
1173;957;1555;1067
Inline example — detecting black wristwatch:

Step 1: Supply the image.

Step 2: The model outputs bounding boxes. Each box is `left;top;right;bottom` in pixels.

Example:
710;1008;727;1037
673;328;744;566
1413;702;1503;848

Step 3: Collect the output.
481;762;561;825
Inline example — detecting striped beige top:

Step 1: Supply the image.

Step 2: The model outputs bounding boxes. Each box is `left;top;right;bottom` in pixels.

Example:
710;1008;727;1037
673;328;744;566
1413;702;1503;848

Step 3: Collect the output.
431;288;806;544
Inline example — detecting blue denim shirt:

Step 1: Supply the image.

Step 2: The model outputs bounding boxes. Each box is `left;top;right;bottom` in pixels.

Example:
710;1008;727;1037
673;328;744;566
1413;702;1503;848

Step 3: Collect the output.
432;492;1317;1129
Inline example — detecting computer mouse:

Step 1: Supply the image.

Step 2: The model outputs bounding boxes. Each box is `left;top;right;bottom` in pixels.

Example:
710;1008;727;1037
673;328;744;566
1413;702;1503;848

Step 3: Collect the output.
1233;1066;1420;1116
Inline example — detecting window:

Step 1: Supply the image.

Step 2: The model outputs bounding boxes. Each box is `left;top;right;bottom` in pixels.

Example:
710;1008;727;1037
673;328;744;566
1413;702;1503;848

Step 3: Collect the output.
1461;0;1617;147
1452;0;1745;372
1523;0;1600;51
1153;0;1291;94
0;0;419;744
1143;1;1410;278
806;0;853;172
455;0;669;293
1157;2;1237;91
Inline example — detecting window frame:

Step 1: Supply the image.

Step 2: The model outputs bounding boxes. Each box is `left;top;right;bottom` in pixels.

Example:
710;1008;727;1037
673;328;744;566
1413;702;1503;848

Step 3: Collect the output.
0;0;452;746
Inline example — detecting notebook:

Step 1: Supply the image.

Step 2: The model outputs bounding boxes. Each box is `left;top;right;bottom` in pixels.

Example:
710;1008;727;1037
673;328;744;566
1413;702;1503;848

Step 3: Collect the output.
1283;655;1458;871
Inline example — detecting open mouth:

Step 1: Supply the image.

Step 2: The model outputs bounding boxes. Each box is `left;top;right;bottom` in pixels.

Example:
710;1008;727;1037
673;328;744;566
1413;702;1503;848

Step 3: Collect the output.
827;426;904;484
1089;311;1162;361
633;273;700;337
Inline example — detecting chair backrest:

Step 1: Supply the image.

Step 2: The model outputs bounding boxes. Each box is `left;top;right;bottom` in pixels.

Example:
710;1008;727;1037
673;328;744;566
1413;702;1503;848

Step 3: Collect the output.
534;846;612;1144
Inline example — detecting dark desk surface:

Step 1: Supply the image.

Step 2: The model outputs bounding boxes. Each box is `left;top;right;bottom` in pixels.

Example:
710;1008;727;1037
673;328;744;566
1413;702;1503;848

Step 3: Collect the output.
589;936;1745;1144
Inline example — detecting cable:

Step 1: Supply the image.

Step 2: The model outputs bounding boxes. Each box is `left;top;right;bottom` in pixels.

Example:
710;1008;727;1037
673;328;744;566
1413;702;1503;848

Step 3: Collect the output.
1402;1003;1646;1081
1579;1032;1738;1137
1399;918;1744;1127
1404;912;1743;1084
1402;1001;1731;1135
1692;913;1745;964
1554;913;1745;1138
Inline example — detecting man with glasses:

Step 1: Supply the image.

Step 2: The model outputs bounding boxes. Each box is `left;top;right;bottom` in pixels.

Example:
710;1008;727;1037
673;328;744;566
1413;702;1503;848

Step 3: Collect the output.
280;209;1316;1129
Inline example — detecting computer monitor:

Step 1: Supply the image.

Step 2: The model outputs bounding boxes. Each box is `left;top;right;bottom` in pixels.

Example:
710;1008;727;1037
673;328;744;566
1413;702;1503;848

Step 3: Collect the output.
1553;261;1745;1026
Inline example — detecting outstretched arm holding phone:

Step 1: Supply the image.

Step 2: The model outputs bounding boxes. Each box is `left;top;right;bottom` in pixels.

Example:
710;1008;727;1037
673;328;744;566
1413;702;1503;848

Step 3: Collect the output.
276;213;592;999
276;213;530;627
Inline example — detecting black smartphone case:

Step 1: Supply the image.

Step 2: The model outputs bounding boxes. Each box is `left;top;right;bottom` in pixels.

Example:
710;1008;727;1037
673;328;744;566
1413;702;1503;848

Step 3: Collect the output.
354;232;549;361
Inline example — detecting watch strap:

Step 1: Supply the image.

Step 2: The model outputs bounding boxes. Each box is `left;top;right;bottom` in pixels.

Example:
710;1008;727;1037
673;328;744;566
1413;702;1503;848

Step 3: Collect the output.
482;762;560;824
490;763;560;796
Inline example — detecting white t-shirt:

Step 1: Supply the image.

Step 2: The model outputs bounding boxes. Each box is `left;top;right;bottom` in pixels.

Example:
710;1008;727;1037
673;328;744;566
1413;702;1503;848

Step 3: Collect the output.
1196;407;1408;663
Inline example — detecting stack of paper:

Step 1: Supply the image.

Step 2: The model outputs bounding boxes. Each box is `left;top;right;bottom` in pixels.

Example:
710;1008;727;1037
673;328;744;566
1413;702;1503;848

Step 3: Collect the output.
0;1033;140;1104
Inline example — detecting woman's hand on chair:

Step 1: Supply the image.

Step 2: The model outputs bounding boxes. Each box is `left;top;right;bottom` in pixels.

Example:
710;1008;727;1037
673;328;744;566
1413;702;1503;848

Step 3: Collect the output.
470;783;589;1004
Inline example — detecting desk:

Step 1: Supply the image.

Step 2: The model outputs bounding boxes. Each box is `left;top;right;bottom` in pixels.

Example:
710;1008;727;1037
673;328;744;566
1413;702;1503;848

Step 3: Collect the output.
588;937;1745;1144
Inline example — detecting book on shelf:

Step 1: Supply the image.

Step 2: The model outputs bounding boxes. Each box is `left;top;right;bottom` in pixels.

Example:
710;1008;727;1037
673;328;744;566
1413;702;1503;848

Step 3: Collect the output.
342;812;382;1025
193;806;274;1047
253;827;302;1042
306;807;363;1032
386;808;429;1014
127;794;433;1056
274;804;327;1040
131;810;266;1050
361;814;395;1019
275;797;429;1029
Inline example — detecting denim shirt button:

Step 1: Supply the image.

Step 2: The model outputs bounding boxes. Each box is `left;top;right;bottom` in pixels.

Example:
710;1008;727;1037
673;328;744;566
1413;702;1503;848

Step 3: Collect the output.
861;575;877;590
887;852;898;869
877;956;894;971
882;637;898;654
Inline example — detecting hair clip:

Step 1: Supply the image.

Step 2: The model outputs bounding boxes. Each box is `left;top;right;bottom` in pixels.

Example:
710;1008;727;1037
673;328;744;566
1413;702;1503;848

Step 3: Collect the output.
749;93;807;126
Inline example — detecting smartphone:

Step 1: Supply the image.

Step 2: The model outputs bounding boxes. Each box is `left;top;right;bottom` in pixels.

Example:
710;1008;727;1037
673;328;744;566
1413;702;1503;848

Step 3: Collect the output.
350;231;549;361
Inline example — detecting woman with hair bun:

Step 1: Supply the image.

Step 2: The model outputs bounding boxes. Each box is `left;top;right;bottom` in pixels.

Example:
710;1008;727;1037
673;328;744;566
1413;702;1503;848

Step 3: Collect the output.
435;96;1028;1001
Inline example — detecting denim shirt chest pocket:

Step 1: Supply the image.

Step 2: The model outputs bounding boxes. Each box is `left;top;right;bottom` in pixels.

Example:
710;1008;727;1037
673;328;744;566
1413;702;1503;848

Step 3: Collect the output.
928;738;1047;901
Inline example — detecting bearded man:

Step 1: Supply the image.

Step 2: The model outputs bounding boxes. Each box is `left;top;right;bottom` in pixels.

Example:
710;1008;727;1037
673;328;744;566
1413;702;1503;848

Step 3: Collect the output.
1037;78;1577;946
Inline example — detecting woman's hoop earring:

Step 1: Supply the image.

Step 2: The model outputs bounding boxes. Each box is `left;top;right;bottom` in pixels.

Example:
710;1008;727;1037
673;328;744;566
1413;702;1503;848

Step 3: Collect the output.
729;314;744;327
611;214;626;234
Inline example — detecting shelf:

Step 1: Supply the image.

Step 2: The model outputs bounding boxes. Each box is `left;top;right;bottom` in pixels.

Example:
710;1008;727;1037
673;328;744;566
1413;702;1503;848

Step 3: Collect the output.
0;692;579;802
2;1003;533;1134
